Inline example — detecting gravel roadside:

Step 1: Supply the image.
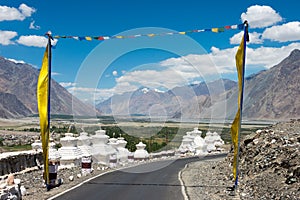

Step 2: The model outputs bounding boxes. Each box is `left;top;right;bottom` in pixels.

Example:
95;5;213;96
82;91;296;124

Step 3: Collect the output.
16;164;111;200
181;157;238;200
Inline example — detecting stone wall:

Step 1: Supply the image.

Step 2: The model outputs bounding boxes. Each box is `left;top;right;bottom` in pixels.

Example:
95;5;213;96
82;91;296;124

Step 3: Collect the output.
0;150;43;176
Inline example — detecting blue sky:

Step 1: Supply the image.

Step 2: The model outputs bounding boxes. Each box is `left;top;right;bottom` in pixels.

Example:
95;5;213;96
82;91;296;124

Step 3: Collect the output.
0;0;299;103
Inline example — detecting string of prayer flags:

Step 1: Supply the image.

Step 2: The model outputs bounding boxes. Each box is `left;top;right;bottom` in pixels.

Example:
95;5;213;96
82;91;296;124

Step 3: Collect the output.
53;23;244;41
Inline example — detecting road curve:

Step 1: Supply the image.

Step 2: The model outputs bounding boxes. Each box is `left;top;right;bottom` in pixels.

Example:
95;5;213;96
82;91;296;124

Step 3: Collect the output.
52;154;226;200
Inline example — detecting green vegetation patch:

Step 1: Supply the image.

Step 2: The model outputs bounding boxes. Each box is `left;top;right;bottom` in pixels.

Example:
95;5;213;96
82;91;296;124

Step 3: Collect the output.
1;144;32;152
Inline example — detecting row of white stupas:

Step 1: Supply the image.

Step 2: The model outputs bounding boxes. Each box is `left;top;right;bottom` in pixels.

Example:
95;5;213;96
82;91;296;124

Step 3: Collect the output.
31;128;224;168
31;129;154;168
178;127;225;155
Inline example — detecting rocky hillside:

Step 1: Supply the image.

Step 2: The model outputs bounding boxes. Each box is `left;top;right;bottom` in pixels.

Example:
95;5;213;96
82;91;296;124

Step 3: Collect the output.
242;49;300;119
236;119;300;199
0;93;32;118
0;57;96;118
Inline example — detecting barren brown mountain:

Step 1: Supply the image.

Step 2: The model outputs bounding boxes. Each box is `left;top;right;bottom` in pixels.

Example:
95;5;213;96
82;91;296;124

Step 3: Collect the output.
0;57;97;118
242;49;300;119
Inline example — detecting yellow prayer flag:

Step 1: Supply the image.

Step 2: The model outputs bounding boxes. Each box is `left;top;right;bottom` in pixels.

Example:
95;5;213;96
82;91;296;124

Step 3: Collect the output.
37;44;50;185
85;36;92;41
235;36;245;95
230;108;240;180
212;28;218;33
230;35;245;180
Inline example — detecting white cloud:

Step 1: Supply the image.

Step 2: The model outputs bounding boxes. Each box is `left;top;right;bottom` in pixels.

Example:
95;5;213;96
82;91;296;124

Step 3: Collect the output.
115;69;190;90
112;70;118;76
230;31;263;44
29;21;41;30
262;21;300;42
5;58;25;64
18;3;36;17
68;86;116;103
212;42;300;69
59;82;77;87
161;48;239;76
241;5;282;28
110;81;139;95
51;72;61;76
0;4;36;21
0;30;18;45
250;32;264;44
246;42;300;68
16;35;58;48
160;53;224;76
69;87;99;93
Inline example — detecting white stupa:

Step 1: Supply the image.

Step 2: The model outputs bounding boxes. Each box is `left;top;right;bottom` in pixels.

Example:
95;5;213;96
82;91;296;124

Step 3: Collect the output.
190;127;202;136
49;139;61;161
212;132;224;151
182;128;202;152
91;129;117;165
77;132;93;174
133;142;149;161
58;133;82;165
108;138;119;149
77;132;92;156
178;128;209;155
108;138;119;167
116;137;129;164
178;134;194;153
187;131;199;151
204;131;217;152
194;135;207;155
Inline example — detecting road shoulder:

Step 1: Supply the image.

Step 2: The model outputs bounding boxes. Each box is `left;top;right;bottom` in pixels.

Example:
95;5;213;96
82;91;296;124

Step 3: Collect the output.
180;157;238;200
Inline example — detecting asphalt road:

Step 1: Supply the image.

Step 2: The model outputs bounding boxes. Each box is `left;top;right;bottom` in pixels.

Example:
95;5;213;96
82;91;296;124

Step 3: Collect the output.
52;154;226;200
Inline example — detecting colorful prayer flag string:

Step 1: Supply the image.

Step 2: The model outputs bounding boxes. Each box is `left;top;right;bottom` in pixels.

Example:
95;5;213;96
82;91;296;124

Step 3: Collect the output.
53;23;244;41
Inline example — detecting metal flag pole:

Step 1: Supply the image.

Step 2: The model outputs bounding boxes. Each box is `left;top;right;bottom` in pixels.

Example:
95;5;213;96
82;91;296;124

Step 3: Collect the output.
45;31;52;188
46;31;52;134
